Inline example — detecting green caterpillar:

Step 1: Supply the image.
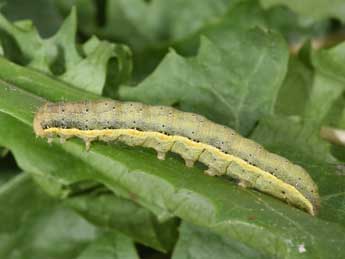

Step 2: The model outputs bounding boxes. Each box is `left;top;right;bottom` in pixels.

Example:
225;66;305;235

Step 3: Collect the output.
33;100;320;215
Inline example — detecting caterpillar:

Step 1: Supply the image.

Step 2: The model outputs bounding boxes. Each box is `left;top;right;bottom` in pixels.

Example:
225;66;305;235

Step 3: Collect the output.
33;100;320;215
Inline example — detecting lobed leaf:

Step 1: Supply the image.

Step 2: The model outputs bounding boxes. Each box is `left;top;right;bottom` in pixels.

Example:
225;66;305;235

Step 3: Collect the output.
120;30;288;135
0;8;132;95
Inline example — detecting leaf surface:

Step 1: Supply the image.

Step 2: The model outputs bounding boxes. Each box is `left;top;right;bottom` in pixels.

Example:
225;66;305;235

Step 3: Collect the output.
260;0;345;23
120;30;288;135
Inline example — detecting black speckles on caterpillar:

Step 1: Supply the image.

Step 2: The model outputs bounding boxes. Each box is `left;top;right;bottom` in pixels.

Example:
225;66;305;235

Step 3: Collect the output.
33;100;320;215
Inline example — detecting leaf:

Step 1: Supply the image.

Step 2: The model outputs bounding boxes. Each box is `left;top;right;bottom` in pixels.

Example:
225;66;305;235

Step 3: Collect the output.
303;42;345;170
0;173;102;259
75;231;139;259
120;30;289;135
275;57;313;116
174;1;268;55
252;116;345;226
54;0;257;79
0;173;180;259
253;41;345;227
336;110;345;129
263;5;312;42
172;222;264;259
304;73;344;127
1;56;345;258
0;168;18;187
303;42;345;127
65;189;178;252
55;0;242;51
260;0;345;23
0;147;8;157
63;36;132;97
0;0;63;37
0;173;140;259
0;111;176;252
0;8;132;95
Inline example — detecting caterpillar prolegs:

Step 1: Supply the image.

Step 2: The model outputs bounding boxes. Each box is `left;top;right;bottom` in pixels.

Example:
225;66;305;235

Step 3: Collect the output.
33;100;320;215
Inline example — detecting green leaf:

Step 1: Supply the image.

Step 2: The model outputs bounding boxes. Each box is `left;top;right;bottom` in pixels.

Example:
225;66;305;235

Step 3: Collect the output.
54;0;97;38
315;42;345;72
0;8;131;95
54;0;255;79
311;41;345;83
0;107;177;252
256;41;345;227
172;222;263;259
174;1;268;55
120;30;289;135
326;93;345;130
263;6;313;43
1;56;345;258
0;147;9;158
0;163;18;186
304;73;344;127
55;0;242;51
75;231;139;259
61;34;132;96
252;116;345;226
65;190;178;252
336;108;345;129
304;42;345;126
0;173;140;259
0;173;102;259
260;0;345;23
0;0;63;37
275;57;313;116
